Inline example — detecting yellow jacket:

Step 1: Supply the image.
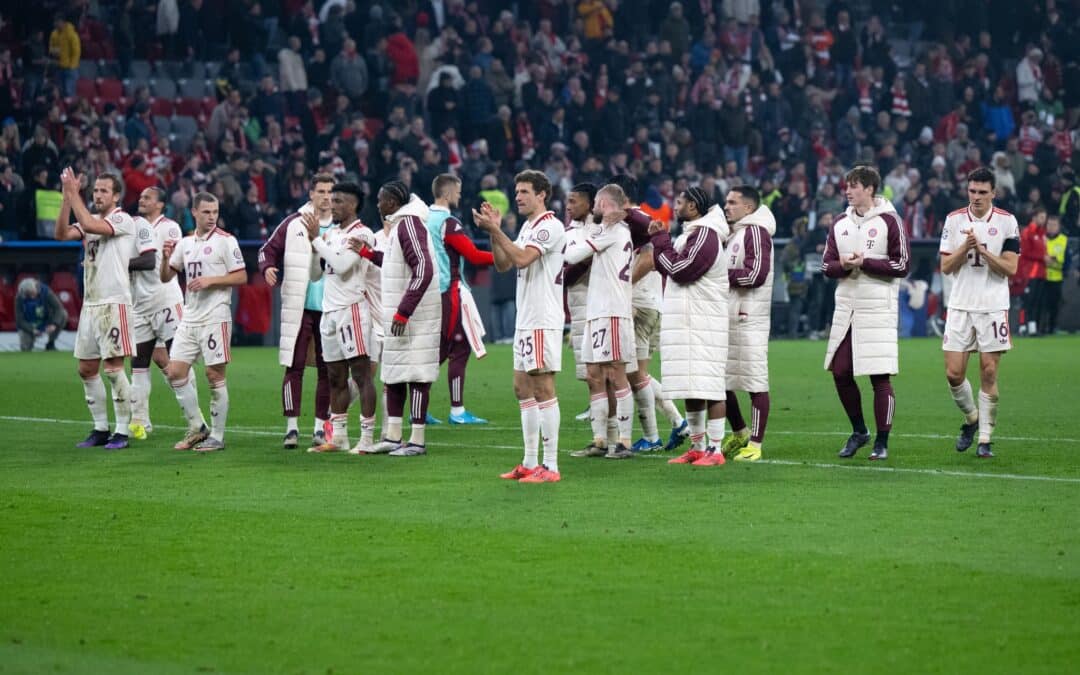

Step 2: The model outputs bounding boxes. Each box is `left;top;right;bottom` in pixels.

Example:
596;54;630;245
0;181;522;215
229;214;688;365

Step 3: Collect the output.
49;22;81;70
1046;234;1067;282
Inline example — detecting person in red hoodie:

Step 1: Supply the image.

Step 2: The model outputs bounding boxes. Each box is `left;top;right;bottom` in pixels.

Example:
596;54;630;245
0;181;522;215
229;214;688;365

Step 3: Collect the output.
121;154;160;213
1018;207;1047;335
385;17;418;86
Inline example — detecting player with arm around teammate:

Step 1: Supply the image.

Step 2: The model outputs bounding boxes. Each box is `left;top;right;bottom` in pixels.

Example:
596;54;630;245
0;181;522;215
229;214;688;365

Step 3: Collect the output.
308;182;379;454
939;167;1020;458
54;168;150;450
160;193;248;452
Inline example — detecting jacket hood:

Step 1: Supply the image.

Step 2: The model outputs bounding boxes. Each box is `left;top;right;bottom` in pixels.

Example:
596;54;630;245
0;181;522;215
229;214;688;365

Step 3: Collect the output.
388;194;430;224
730;204;776;237
846;195;898;221
683;204;730;239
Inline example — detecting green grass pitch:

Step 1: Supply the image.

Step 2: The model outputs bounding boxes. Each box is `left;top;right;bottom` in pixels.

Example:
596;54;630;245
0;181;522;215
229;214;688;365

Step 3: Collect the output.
1;337;1078;674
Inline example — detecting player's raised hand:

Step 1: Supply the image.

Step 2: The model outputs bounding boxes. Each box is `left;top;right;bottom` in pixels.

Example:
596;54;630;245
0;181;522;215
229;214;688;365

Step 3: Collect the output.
264;268;279;286
962;228;979;252
59;167;79;196
647;219;667;235
161;239;176;260
301;211;320;240
472;202;501;231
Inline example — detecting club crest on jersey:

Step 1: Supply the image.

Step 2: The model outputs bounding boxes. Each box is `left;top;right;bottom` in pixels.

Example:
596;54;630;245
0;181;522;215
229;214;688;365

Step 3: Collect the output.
139;227;151;239
988;227;998;236
233;248;243;261
204;246;213;254
536;229;550;242
868;228;878;237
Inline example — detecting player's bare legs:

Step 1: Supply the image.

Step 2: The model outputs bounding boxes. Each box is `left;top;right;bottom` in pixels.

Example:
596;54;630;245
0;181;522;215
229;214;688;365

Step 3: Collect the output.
945;350;980;452
314;360;351;452
164;358;209;450
76;355;132;449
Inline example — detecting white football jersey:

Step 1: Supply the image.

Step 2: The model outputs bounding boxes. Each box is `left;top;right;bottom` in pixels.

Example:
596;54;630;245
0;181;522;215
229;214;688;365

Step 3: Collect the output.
169;227;245;325
940;206;1020;312
365;227;390;332
131;214;184;314
565;219;590;317
313;219;375;312
564;220;633;320
631;247;662;312
514;210;566;330
81;207;150;306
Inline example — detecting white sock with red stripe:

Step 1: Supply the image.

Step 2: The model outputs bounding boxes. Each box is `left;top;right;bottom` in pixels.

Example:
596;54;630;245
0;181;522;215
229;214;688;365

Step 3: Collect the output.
589;393;608;446
614;387;633;446
81;375;110;432
520;398;539;468
686;409;707;451
209;380;228;442
170;376;205;431
103;368;132;434
538;398;560;473
131;367;151;425
331;413;349;448
707;417;727;451
650;378;684;428
632;376;659;442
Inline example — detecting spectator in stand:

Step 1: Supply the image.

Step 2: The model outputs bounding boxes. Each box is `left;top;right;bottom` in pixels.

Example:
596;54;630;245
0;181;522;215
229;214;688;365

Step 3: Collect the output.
331;38;369;106
1018;207;1048;335
48;15;80;98
1016;48;1045;105
15;277;67;351
1042;215;1067;335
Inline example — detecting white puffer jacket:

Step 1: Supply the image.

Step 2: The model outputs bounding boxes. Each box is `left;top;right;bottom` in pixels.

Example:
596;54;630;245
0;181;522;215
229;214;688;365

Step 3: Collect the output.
565;219;590;380
658;205;731;401
381;195;441;384
823;197;904;376
278;203;327;367
725;205;776;392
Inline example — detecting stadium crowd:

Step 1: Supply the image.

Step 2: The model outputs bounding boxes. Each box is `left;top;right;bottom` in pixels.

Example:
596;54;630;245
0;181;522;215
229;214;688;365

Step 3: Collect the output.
0;0;1078;338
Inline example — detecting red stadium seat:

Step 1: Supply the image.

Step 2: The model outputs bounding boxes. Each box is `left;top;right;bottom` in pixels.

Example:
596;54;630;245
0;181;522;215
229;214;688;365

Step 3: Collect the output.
150;97;174;117
0;278;14;331
76;78;97;99
97;78;123;102
175;97;202;117
50;271;82;329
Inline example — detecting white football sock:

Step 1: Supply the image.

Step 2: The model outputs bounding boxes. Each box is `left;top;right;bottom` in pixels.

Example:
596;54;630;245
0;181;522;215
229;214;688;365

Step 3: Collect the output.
538;398;560;473
707;417;727;450
589;393;608;445
385;416;402;442
360;415;376;444
614;386;633;445
408;423;425;446
331;413;349;448
170;376;204;431
131;367;151;425
209;380;228;442
633;377;659;441
651;378;683;427
82;375;110;432
450;405;466;416
520;398;539;468
286;416;299;433
103;367;132;433
949;380;978;424
977;390;998;443
686;408;707;451
314;417;327;436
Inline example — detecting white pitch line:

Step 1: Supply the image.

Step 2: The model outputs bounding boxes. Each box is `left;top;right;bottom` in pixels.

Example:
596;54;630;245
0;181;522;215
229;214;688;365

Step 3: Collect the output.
3;415;1078;485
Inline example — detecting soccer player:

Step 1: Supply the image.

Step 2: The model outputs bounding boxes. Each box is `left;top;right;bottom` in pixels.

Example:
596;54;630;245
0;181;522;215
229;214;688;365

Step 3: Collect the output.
128;186;201;440
160;192;248;451
258;174;335;449
720;186;775;462
473;170;565;483
426;174;496;424
564;184;636;459
54;168;152;450
650;187;731;467
562;182;596;422
356;181;441;456
939;167;1020;458
822;165;910;461
608;174;689;453
308;182;378;453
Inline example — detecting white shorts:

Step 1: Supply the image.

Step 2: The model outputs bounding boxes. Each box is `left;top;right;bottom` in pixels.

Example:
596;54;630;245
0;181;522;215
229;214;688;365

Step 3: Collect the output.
170;320;232;366
513;328;562;374
633;307;661;360
582;316;634;365
943;309;1012;353
370;327;384;364
74;303;134;360
131;302;183;345
321;303;372;362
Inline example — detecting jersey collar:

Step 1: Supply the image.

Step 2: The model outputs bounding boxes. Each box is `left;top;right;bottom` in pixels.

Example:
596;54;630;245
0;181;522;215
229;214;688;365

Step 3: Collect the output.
967;206;993;222
196;226;219;241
